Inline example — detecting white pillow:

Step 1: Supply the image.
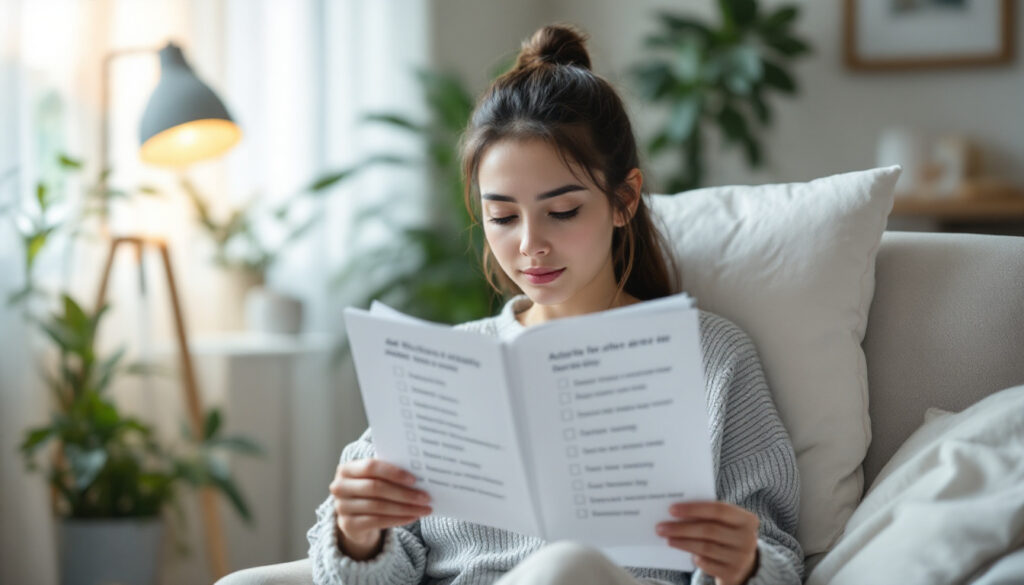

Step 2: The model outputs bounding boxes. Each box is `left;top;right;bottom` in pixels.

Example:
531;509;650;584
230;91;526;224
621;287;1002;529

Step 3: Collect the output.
806;385;1024;584
649;165;901;557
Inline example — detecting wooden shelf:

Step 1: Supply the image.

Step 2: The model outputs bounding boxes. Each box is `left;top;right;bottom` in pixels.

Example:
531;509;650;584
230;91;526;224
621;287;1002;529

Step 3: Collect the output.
891;196;1024;221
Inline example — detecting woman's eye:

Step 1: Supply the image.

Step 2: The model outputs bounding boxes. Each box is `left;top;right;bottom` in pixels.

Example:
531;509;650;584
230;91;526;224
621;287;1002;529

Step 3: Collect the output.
488;215;517;225
551;205;581;221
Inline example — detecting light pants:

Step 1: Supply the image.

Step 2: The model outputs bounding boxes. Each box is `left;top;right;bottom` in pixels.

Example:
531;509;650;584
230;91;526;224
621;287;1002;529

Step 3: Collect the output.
494;542;668;585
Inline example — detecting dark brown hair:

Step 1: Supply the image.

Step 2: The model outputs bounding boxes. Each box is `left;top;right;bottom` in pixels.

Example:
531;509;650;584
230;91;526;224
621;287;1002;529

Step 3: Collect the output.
460;24;678;303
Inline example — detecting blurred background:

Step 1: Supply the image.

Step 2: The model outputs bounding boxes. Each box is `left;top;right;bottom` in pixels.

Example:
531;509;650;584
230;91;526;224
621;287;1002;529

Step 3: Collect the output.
2;0;1022;583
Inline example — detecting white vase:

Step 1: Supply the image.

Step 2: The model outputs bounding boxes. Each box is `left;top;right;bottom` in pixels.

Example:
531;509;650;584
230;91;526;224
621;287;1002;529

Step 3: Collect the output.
59;517;163;585
244;286;304;334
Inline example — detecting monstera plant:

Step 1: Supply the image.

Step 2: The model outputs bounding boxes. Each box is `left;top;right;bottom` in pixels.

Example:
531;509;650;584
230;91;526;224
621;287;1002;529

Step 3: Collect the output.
632;0;812;192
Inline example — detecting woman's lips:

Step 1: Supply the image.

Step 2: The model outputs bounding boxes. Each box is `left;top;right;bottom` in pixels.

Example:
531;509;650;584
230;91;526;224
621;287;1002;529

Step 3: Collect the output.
522;268;565;285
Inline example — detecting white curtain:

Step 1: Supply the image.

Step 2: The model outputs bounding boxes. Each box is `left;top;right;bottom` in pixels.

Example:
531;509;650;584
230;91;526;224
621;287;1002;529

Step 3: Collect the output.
0;0;428;581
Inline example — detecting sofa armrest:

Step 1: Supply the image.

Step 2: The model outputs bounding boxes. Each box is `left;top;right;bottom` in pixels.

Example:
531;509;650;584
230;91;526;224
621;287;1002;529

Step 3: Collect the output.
862;231;1024;487
215;559;312;585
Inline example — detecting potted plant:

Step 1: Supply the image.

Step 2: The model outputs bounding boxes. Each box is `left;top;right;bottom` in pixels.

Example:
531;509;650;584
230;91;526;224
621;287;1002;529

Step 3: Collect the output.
330;67;504;326
178;166;371;334
631;0;812;192
5;155;261;584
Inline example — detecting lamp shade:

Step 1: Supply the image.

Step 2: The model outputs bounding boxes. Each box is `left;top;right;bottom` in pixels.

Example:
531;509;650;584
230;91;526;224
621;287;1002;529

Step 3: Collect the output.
139;43;241;167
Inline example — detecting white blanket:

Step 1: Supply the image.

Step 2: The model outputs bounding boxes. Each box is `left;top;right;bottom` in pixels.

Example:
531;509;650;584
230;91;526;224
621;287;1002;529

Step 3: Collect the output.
807;385;1024;585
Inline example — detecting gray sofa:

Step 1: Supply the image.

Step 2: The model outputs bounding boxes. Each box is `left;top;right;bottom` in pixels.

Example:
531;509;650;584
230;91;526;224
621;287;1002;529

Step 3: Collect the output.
218;231;1024;585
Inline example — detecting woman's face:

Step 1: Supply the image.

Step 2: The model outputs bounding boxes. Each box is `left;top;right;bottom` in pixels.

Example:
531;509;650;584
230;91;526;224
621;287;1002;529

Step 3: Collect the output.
478;138;624;312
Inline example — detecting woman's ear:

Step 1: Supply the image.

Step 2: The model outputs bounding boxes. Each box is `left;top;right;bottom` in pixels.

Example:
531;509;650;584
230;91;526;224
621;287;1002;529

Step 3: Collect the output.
613;168;643;227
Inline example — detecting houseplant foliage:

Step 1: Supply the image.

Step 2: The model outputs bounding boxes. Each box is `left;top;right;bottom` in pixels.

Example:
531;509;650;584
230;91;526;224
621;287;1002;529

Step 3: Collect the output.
331;67;502;325
4;154;260;552
631;0;812;192
179;163;384;281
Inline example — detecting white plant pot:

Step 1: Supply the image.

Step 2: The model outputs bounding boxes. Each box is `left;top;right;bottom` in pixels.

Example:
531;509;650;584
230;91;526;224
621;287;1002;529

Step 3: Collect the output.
244;286;304;335
59;517;163;585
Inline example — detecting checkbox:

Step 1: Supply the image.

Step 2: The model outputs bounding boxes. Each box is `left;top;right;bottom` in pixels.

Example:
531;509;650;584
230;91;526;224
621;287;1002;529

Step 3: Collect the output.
402;409;413;419
570;464;581;475
396;381;407;391
409;446;420;456
399;396;410;405
574;494;586;505
406;431;417;441
410;460;421;470
559;392;572;405
393;366;405;377
404;420;415;429
560;409;574;422
572;480;584;491
566;446;578;458
558;378;569;389
563;428;576;440
576;509;588;519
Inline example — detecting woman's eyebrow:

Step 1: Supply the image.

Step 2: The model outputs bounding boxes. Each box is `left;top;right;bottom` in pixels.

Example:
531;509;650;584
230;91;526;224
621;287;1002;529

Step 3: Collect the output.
482;184;585;202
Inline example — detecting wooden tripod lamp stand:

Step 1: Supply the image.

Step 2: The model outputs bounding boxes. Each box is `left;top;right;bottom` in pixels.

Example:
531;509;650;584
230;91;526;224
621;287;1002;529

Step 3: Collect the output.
100;41;242;579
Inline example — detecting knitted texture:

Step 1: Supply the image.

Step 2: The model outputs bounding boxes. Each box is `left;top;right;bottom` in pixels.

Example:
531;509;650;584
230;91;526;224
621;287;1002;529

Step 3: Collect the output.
308;296;803;585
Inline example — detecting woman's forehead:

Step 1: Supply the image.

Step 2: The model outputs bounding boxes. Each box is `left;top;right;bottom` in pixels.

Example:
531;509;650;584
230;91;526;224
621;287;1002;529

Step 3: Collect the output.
478;139;597;194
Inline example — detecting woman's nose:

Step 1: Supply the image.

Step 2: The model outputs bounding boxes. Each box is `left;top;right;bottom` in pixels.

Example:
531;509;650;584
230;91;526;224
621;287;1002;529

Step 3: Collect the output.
519;220;550;257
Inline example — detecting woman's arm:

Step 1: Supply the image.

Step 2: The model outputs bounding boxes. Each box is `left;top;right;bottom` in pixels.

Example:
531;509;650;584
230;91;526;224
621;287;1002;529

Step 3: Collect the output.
307;429;430;585
686;313;804;585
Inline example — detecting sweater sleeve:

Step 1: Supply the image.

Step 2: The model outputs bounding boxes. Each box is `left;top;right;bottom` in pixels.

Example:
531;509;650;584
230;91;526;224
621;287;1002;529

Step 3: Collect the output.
691;314;804;585
307;428;429;585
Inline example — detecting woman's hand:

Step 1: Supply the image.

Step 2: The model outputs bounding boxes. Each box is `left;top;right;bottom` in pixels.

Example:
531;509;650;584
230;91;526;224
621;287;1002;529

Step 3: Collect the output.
657;501;759;585
329;458;432;560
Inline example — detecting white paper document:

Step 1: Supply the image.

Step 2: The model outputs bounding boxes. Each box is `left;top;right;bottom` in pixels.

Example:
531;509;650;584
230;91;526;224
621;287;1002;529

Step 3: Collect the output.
343;293;715;571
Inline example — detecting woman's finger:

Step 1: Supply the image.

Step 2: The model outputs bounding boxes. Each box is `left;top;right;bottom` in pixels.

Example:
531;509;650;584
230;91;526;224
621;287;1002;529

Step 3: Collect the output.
668;501;757;529
332;476;431;506
335;496;432;519
343;459;418;485
666;537;742;565
656;520;745;549
337;513;420;535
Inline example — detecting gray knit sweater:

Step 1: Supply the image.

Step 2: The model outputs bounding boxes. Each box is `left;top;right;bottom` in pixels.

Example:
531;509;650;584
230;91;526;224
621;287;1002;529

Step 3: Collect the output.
308;295;803;585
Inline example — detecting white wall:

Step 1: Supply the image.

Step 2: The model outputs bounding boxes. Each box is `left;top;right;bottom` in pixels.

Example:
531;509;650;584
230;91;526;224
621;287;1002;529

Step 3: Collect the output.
431;0;1024;190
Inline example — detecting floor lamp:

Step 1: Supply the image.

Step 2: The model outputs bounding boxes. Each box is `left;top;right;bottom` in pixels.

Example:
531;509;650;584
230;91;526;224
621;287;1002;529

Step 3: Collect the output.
98;42;242;579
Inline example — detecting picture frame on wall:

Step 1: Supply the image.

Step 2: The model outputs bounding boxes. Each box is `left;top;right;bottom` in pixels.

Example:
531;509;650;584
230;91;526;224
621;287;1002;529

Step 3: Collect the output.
844;0;1015;70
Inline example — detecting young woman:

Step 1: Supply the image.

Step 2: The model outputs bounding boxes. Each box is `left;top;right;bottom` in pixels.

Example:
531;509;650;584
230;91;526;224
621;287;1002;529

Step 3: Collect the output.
308;24;803;585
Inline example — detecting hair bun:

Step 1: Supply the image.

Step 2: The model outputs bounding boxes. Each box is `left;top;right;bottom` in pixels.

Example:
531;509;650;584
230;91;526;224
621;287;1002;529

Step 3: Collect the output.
514;24;592;71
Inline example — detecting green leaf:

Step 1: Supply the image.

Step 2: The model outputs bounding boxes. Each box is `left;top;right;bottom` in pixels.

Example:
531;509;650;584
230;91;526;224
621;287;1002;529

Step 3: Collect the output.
656;12;714;42
20;426;55;456
24;232;48;270
63;294;90;338
308;168;357;192
58;154;83;169
361;113;424;133
415;68;474;134
717;104;751;143
666;96;701;143
762;60;797;93
36;183;48;211
137;185;162;196
205;435;264;456
749;87;773;124
765;34;811;57
206;455;252;522
64;444;108;491
6;284;37;307
93;347;126;393
720;0;758;30
204;409;222;440
760;6;799;33
647;131;672;158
